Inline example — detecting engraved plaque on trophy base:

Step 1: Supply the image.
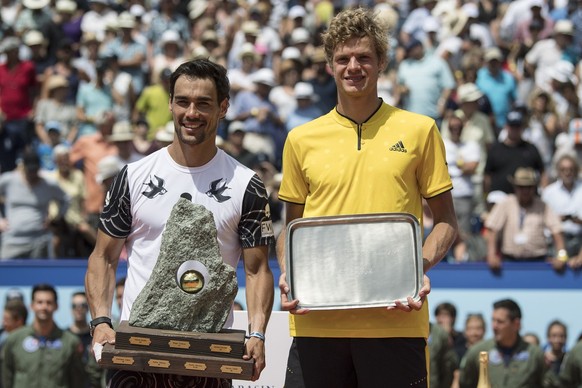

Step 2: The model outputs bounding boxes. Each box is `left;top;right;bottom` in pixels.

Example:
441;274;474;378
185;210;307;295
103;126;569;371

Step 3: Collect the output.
99;343;254;380
114;321;245;358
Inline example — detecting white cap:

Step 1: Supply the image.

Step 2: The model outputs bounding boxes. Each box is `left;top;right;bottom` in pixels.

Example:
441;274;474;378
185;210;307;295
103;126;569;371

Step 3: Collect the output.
23;30;45;46
548;60;576;83
288;5;306;19
228;121;247;134
129;4;146;17
251;68;276;87
423;17;440;33
23;0;50;9
117;12;136;29
242;20;261;36
96;155;123;184
554;19;574;36
294;82;318;101
291;28;310;44
461;3;479;18
155;121;175;143
160;30;181;46
281;46;301;61
56;0;77;12
239;42;256;59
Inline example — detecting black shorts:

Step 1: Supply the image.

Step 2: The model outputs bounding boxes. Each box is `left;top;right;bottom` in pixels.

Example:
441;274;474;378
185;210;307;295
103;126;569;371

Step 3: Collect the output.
287;337;427;388
107;370;231;388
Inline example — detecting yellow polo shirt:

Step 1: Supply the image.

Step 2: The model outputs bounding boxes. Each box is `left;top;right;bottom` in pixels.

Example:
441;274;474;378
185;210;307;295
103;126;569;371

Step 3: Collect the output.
279;102;452;338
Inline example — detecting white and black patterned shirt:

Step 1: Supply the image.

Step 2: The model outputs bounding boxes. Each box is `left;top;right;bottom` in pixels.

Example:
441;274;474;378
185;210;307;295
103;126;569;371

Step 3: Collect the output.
99;147;274;324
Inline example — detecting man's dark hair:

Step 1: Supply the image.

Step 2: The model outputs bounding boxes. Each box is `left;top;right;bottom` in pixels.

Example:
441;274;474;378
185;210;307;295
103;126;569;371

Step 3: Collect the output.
32;283;58;303
4;299;28;324
493;298;521;320
72;291;86;299
434;302;457;321
169;59;230;104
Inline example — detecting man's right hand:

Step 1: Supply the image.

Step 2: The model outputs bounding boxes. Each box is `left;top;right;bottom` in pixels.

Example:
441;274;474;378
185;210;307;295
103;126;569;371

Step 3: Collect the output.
279;273;309;315
91;324;116;361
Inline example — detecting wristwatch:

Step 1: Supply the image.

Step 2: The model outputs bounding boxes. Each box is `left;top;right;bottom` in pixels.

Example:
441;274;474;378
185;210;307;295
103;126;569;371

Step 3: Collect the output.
557;249;569;263
89;317;113;337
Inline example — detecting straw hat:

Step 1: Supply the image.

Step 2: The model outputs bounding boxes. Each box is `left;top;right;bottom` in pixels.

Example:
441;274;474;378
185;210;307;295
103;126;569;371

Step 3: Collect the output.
508;167;539;187
46;75;70;91
108;121;135;142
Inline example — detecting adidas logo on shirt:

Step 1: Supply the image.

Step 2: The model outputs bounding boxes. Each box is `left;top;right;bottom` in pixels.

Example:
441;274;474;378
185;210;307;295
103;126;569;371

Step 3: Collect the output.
389;141;407;153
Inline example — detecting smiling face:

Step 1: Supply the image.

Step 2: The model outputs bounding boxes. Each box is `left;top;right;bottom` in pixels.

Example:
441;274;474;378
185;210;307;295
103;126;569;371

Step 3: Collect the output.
31;290;57;324
169;75;229;148
331;36;385;100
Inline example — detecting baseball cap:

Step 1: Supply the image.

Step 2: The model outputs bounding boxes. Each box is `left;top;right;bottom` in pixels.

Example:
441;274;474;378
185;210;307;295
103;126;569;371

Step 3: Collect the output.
228;121;246;134
46;121;63;133
506;110;524;127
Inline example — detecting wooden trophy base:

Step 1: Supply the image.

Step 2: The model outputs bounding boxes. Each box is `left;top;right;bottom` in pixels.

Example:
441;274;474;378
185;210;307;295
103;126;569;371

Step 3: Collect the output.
99;321;253;380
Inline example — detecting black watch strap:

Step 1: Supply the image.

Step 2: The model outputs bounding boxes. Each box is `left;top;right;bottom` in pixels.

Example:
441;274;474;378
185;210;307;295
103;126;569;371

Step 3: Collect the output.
90;316;113;337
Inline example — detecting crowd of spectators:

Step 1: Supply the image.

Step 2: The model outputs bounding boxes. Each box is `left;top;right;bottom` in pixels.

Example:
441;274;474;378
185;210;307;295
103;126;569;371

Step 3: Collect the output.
0;0;582;264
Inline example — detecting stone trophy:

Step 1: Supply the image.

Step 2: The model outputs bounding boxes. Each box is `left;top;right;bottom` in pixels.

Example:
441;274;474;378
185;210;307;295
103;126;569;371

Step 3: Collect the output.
99;194;254;380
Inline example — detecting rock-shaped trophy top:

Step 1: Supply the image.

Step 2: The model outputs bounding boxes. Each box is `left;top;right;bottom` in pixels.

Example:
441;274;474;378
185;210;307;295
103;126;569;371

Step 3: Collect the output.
129;195;238;332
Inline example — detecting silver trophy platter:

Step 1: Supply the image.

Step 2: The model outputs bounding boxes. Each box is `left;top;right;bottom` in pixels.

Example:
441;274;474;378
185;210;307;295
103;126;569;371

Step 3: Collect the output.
285;213;423;310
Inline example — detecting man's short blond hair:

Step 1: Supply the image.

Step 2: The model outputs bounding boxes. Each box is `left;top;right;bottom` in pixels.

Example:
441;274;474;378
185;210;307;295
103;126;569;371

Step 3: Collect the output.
321;7;389;66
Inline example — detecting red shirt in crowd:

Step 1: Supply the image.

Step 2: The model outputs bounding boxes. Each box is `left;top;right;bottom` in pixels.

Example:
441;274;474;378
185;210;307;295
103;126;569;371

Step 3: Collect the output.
0;60;36;120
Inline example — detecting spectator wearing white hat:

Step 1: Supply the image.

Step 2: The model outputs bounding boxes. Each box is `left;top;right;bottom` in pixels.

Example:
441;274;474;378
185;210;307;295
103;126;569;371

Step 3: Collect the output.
513;0;554;45
150;29;185;85
229;5;282;69
227;20;262;69
546;61;579;131
229;67;285;166
227;42;260;97
281;5;307;45
13;0;57;47
222;120;257;168
525;20;576;91
285;82;322;132
54;0;83;47
95;154;123;192
72;32;102;83
35;74;78;145
443;83;495;215
22;30;52;83
100;12;147;94
145;0;190;58
400;0;438;45
107;120;143;165
153;121;175;149
0;0;20;30
80;0;118;43
270;59;302;122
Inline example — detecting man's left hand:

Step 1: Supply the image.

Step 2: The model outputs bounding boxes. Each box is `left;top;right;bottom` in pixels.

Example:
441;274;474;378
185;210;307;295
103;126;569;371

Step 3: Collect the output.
387;274;431;312
243;337;266;381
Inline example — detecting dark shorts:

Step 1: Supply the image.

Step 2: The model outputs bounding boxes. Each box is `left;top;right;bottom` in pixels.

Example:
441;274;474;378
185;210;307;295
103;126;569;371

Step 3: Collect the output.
286;337;427;388
107;370;231;388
